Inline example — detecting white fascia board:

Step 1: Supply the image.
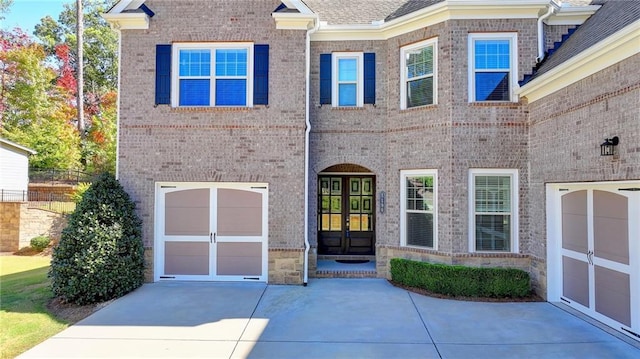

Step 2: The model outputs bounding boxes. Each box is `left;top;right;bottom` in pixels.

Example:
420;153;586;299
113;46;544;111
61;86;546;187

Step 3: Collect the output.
0;138;36;155
284;0;314;15
545;5;600;25
517;19;640;103
108;0;132;14
102;12;149;30
311;1;547;41
272;12;316;30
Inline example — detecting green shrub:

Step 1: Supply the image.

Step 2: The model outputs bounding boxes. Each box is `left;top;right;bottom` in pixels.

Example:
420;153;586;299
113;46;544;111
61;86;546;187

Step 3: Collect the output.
30;236;51;252
390;258;530;298
71;182;92;203
49;173;144;305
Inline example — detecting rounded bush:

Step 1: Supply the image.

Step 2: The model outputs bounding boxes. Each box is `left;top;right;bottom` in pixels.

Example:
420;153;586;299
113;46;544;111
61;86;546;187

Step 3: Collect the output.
30;236;51;252
49;173;144;305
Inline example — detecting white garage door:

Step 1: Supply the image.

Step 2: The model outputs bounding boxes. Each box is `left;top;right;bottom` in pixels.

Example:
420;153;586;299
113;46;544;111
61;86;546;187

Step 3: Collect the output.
547;182;639;341
155;182;268;282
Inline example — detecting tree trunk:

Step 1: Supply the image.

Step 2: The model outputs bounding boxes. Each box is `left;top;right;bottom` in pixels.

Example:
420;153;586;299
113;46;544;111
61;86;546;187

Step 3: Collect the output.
76;0;84;138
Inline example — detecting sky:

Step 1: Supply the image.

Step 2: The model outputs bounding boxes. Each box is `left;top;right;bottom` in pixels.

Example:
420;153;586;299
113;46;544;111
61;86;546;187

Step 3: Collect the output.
2;0;68;35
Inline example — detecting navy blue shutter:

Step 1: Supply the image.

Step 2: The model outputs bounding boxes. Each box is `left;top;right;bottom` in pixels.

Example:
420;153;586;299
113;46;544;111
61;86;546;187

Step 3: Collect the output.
319;54;332;105
364;52;375;104
253;44;269;105
155;44;171;105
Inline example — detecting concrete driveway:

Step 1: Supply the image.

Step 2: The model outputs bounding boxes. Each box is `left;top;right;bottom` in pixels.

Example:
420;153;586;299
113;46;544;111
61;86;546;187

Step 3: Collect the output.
19;279;640;358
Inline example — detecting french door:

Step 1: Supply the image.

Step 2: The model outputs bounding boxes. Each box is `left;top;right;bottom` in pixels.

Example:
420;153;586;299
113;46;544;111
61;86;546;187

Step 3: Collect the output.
155;183;268;282
318;176;375;255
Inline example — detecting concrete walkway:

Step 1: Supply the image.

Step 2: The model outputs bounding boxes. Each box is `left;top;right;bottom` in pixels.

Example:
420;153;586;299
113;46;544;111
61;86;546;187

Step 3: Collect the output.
20;279;640;358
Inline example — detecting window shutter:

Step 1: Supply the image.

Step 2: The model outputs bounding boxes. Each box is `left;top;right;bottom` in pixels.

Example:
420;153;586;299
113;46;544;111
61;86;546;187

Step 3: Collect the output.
155;44;171;105
319;54;332;105
364;52;375;104
253;44;269;105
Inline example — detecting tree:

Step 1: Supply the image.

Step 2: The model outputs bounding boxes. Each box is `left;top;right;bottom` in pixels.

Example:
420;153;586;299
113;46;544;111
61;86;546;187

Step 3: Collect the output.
0;0;12;21
0;28;81;169
34;0;118;94
49;173;144;305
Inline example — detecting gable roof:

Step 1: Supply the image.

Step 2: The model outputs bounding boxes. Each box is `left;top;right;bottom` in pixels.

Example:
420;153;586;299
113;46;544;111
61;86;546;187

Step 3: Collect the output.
531;0;640;80
301;0;438;25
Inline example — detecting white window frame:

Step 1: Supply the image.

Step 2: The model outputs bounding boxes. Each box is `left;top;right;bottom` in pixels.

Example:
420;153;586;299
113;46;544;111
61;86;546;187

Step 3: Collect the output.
468;33;518;103
400;38;438;109
171;42;254;108
468;169;519;253
332;52;364;107
400;169;438;250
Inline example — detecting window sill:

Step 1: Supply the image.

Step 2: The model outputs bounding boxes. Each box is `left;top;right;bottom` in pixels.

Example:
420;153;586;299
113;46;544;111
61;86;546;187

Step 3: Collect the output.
468;101;521;108
400;104;437;113
329;106;367;111
169;106;265;113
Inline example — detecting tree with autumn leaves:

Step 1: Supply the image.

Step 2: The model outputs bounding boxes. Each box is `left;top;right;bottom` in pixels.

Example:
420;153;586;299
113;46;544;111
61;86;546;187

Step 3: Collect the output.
0;0;117;174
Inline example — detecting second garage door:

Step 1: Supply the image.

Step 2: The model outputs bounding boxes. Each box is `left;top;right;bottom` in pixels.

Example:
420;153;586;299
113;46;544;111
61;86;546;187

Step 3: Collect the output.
547;181;640;341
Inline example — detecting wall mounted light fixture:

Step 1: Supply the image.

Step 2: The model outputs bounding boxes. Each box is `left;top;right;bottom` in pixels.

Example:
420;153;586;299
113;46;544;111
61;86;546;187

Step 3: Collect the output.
600;136;619;156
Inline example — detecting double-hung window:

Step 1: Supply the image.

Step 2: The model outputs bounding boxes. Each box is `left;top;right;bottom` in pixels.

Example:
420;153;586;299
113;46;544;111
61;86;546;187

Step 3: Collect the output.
401;38;437;109
172;43;253;107
401;170;437;249
332;52;364;107
469;169;518;252
468;33;517;102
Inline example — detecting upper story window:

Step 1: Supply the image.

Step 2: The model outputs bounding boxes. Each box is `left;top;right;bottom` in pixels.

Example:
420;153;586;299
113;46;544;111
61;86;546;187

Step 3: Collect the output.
319;52;375;107
401;38;437;109
401;170;438;250
173;43;253;107
468;33;517;102
332;52;363;107
469;169;519;253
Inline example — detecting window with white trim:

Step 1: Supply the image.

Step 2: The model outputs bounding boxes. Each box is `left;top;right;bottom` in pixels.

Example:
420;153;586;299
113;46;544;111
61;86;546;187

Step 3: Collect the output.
332;52;363;107
401;170;437;249
469;169;518;252
468;33;517;102
172;43;253;107
401;38;437;109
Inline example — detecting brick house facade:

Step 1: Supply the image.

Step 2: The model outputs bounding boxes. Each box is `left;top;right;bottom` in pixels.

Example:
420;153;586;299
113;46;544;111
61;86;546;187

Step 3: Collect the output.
106;0;639;340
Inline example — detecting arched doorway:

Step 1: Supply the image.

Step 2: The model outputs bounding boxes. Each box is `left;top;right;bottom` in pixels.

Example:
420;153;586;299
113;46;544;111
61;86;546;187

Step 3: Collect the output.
317;164;375;255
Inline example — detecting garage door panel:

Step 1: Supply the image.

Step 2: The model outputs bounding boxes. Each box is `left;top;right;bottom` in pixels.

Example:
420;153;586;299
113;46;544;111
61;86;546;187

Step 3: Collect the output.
593;191;629;265
595;265;631;327
562;191;588;253
165;189;210;236
218;207;262;236
562;256;589;307
217;242;262;276
165;242;210;275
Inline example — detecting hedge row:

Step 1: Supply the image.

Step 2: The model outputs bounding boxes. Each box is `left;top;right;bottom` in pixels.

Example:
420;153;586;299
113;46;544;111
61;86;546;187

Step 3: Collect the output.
390;258;530;298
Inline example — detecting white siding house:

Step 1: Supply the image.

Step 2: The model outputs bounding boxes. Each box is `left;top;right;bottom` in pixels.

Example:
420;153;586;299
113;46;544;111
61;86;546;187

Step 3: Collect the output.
0;138;36;200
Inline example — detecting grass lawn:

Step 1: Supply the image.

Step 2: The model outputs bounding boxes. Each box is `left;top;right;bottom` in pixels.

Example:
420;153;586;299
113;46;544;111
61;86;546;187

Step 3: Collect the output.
0;256;69;359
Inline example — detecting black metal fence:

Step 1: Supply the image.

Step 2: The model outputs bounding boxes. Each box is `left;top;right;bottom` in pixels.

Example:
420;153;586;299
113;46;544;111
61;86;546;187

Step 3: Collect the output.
29;168;92;185
0;189;76;214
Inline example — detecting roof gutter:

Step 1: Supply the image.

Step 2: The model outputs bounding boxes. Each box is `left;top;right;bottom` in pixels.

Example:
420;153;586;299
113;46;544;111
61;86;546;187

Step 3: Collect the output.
303;15;320;286
537;2;558;62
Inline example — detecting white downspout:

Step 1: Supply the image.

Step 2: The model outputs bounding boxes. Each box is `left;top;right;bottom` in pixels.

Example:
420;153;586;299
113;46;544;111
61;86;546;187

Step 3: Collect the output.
537;5;556;63
303;16;320;286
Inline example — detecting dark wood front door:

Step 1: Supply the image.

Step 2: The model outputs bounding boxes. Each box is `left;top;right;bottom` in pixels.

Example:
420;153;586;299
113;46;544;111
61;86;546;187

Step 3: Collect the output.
318;176;375;255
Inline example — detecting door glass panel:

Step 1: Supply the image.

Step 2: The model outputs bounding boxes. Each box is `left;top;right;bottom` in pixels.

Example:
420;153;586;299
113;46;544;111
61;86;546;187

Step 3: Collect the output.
330;214;342;230
350;178;361;195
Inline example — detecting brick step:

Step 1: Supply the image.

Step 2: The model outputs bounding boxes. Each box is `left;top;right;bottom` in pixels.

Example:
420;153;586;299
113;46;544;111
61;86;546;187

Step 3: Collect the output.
313;270;378;278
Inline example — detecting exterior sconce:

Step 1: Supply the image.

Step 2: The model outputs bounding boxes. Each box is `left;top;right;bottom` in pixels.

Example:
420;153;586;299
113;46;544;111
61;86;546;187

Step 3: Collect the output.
600;136;619;156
